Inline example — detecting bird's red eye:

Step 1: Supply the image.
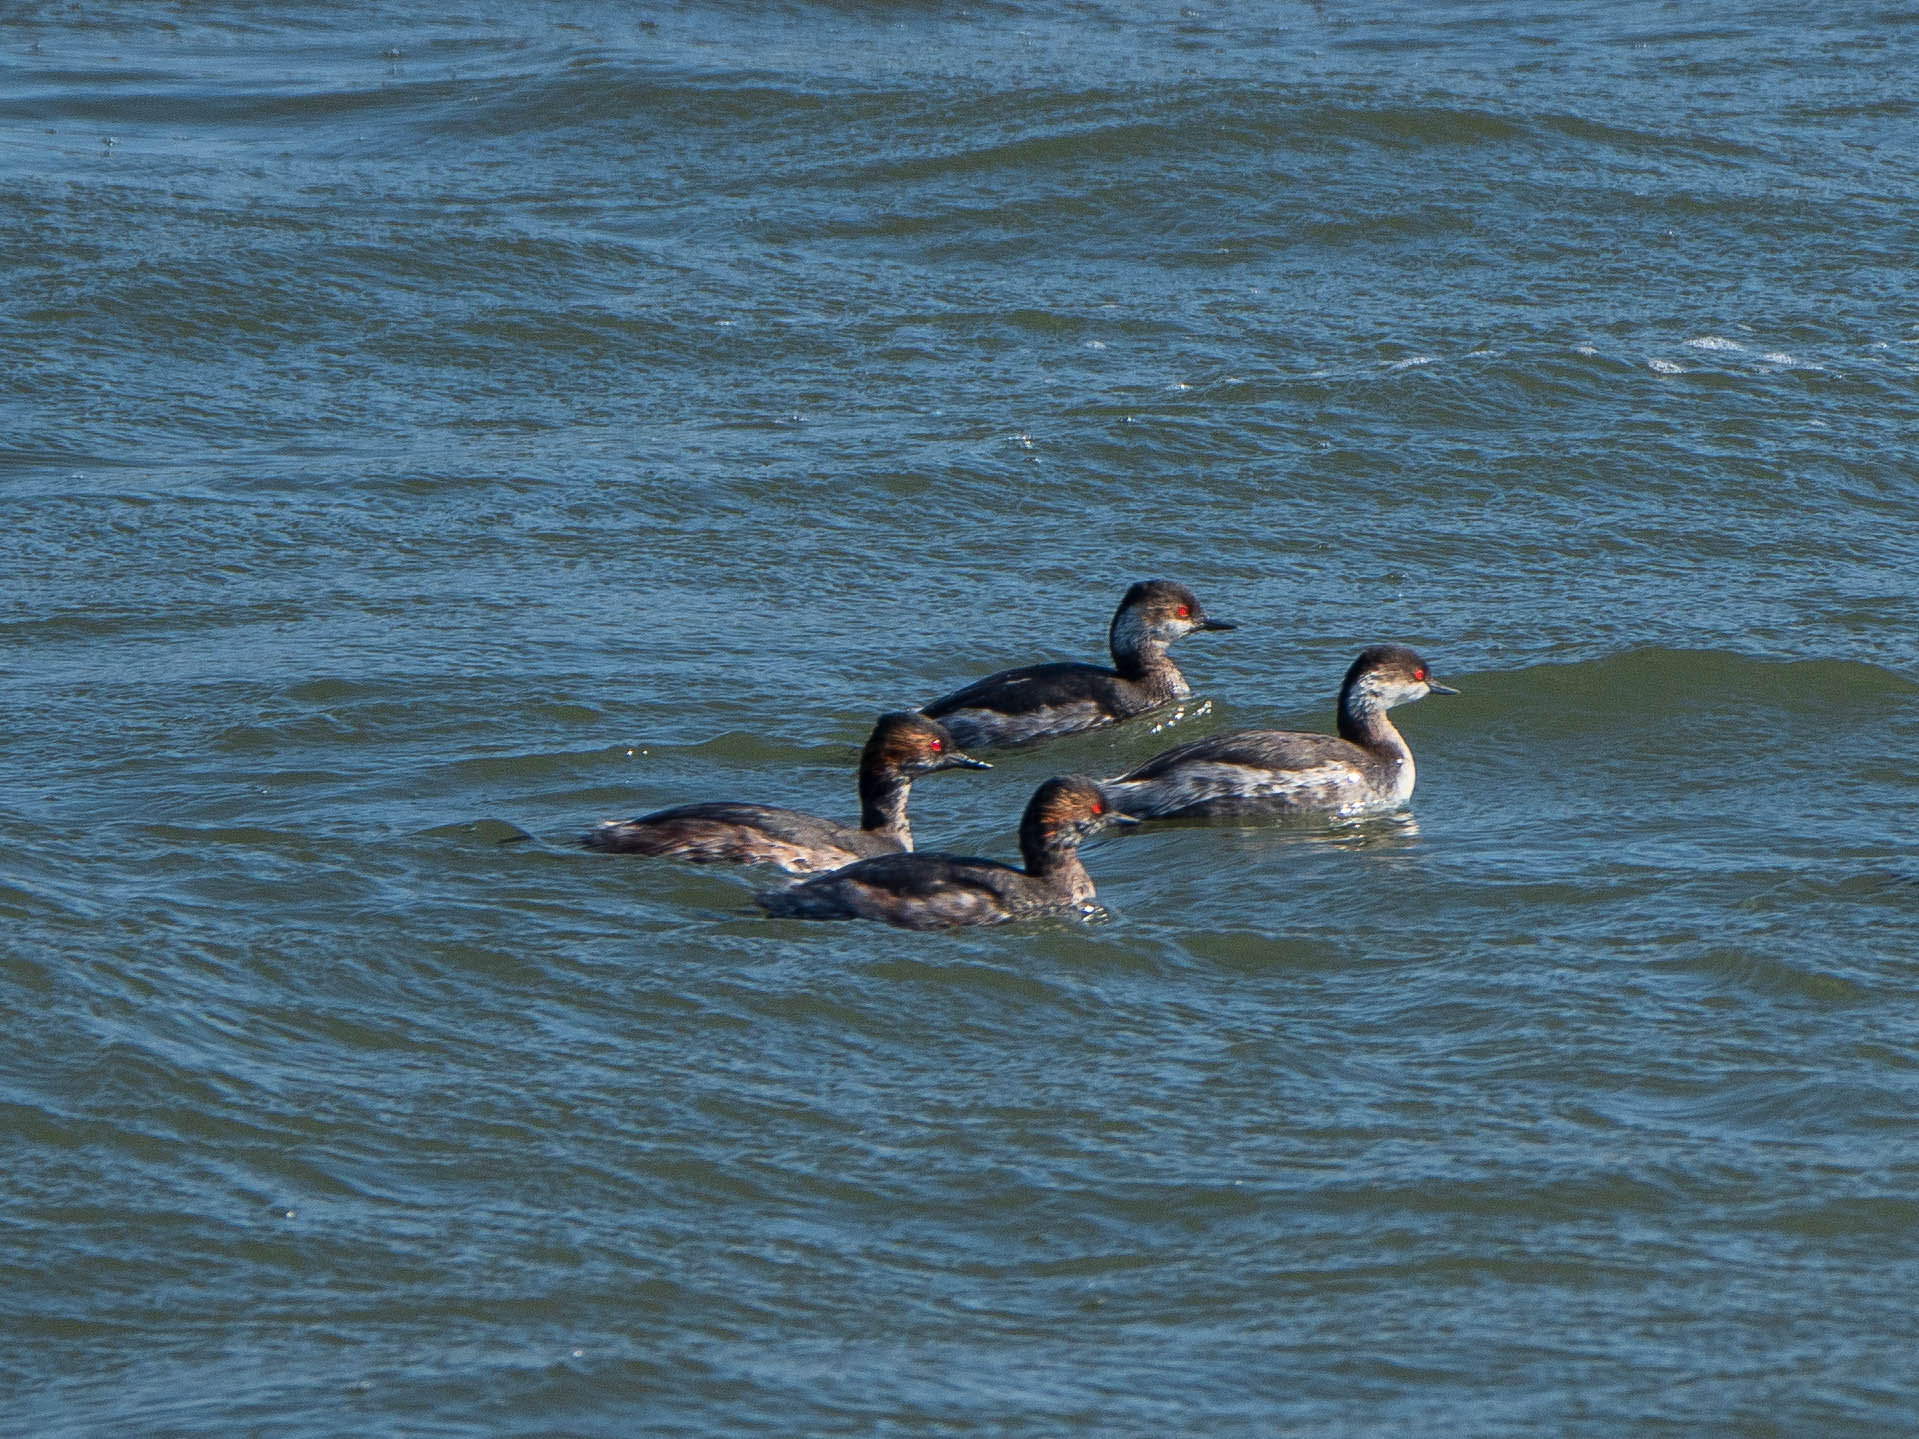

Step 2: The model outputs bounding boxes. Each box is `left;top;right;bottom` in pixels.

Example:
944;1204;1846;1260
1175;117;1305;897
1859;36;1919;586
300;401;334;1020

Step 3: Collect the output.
930;739;943;752
1092;800;1103;814
1414;667;1426;681
1176;605;1190;619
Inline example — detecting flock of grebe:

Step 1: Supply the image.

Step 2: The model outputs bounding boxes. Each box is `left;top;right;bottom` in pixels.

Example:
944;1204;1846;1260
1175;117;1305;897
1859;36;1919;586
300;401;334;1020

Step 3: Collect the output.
585;581;1454;930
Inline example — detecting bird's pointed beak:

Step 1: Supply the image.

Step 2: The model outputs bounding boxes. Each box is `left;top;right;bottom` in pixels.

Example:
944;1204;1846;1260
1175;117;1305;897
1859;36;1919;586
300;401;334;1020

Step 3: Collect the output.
1197;617;1237;632
1426;680;1459;696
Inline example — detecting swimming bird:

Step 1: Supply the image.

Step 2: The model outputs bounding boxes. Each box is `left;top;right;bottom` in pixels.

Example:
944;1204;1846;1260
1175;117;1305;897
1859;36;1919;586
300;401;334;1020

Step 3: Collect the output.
1104;645;1456;820
582;712;988;874
755;775;1135;930
920;579;1235;749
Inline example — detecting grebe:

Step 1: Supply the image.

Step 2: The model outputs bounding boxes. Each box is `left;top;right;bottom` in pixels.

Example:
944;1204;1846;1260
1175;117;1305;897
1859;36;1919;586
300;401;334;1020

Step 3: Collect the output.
1105;645;1455;820
756;776;1134;930
582;712;987;873
921;579;1235;748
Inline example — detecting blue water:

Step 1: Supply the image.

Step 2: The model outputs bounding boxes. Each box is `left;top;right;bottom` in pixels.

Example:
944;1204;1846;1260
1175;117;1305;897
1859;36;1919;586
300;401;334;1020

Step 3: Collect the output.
4;4;1918;1434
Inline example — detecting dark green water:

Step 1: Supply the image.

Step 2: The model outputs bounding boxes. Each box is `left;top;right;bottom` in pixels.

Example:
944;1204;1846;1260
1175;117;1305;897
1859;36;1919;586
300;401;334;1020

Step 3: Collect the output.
4;4;1918;1434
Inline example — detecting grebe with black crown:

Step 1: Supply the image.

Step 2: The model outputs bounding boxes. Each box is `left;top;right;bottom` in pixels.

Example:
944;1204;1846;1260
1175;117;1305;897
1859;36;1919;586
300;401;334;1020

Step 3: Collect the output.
756;776;1134;930
1104;645;1456;821
582;712;988;874
920;579;1235;749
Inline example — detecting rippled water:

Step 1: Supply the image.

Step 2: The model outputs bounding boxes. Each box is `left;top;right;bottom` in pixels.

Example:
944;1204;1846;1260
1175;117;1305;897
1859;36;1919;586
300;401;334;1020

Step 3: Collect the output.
5;3;1919;1434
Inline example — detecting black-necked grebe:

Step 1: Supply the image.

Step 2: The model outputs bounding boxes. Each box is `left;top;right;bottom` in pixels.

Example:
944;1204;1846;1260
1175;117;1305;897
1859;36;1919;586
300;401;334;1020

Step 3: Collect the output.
921;579;1235;749
1105;645;1457;820
755;776;1135;930
582;712;988;874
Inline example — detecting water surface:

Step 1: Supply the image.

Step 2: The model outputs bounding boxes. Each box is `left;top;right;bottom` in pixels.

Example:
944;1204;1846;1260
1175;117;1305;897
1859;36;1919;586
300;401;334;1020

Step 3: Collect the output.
4;3;1918;1434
